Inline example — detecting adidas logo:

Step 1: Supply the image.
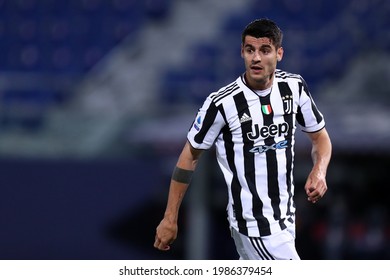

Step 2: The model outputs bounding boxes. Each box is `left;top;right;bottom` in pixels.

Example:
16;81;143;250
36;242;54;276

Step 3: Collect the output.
240;113;252;123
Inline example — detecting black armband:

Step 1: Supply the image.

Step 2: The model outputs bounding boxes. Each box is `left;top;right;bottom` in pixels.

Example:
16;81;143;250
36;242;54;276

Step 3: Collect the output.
172;166;194;184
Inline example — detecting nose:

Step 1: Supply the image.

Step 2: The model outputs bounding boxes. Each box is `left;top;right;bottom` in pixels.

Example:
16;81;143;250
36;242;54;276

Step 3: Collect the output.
253;50;261;62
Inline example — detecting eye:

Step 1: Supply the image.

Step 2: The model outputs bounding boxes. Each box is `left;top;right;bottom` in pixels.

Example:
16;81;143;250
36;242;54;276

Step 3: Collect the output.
262;48;271;55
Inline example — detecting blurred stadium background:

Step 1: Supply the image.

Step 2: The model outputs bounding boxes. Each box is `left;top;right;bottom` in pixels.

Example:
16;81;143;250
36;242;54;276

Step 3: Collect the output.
0;0;389;259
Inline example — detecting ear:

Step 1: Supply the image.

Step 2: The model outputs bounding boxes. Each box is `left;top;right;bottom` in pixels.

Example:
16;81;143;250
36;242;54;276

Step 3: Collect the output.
277;47;284;61
241;44;244;58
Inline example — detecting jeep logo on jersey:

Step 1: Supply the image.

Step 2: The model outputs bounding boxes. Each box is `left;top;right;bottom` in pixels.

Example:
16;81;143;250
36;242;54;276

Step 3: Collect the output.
247;122;289;141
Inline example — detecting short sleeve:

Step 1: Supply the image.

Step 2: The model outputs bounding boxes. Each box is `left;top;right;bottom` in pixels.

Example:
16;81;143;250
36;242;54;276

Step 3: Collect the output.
187;95;226;150
297;77;325;133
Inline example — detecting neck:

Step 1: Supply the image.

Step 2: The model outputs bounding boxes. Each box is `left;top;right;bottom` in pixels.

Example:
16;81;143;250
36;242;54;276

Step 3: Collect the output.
244;73;274;90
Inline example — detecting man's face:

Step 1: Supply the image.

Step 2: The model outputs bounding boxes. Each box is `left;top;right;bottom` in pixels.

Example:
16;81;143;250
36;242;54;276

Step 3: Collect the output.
241;35;283;90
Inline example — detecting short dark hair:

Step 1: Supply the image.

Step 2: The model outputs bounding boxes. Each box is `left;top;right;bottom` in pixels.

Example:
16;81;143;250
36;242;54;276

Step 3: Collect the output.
241;18;283;49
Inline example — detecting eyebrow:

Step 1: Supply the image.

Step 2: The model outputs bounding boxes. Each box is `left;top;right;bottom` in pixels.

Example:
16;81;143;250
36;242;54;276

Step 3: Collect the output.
244;43;273;49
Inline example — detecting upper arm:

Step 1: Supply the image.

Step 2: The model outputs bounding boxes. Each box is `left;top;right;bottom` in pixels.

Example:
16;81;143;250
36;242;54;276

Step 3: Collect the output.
185;140;204;160
306;127;330;143
305;127;332;164
176;141;204;170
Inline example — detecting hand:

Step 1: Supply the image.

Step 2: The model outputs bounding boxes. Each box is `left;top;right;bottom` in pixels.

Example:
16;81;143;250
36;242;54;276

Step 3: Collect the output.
304;169;327;204
154;218;178;251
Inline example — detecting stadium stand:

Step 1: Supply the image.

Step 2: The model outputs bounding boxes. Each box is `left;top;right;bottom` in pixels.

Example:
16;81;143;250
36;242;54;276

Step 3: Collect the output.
157;0;390;105
0;0;172;131
0;0;388;154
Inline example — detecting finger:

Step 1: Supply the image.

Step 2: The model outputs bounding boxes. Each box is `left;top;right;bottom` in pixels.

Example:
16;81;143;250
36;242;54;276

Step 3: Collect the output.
157;242;170;251
154;236;171;251
309;187;325;201
307;188;317;199
304;181;313;195
307;190;318;200
308;193;322;203
154;235;164;249
153;238;160;249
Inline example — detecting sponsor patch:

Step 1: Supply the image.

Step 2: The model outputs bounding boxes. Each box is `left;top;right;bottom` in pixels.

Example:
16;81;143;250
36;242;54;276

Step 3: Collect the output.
193;115;202;131
249;140;289;154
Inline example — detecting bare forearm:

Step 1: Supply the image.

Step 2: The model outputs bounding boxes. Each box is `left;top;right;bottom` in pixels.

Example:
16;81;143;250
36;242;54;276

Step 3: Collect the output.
311;129;332;175
305;128;332;203
163;142;202;221
163;181;189;223
154;142;203;251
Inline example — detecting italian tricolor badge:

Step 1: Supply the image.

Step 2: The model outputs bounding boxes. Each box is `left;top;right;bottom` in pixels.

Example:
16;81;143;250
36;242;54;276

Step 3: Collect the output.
261;104;272;115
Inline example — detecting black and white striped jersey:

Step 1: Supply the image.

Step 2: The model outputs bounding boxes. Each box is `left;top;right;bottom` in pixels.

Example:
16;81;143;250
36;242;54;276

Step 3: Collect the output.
187;69;325;237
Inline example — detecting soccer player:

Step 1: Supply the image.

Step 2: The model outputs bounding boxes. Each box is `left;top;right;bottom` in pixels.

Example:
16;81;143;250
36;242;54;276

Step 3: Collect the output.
154;18;332;260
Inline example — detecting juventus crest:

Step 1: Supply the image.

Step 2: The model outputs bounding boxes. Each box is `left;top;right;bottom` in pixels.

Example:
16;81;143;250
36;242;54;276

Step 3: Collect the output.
282;95;293;114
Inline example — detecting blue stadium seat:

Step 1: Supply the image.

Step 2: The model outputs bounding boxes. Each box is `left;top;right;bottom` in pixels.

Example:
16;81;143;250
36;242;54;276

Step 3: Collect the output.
158;0;390;104
144;0;172;20
0;0;173;130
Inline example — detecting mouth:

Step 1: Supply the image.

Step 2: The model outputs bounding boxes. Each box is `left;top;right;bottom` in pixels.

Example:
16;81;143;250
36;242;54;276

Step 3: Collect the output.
250;65;263;73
